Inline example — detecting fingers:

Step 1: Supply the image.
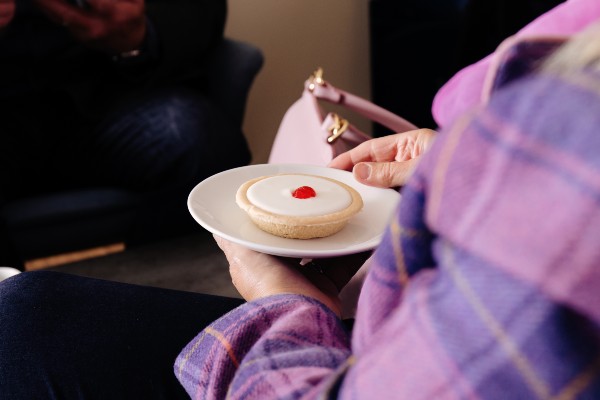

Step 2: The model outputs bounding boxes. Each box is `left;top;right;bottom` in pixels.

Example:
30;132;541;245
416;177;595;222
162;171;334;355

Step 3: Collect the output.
353;160;417;188
213;235;345;315
86;0;133;17
214;235;302;299
329;129;438;188
328;134;403;171
0;0;16;28
329;129;438;170
34;0;94;29
215;235;272;300
214;235;278;277
33;0;145;53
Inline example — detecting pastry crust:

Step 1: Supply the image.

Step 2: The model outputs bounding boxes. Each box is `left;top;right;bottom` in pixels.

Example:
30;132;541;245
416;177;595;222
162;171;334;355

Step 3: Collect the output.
236;174;363;239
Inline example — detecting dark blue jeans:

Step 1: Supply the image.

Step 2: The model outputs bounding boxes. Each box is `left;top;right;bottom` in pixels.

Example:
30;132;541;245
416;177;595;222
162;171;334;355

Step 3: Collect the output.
0;271;244;399
0;87;250;201
0;87;250;265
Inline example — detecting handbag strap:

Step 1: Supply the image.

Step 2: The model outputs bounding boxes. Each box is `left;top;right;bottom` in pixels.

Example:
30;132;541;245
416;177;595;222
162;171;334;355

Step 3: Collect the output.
305;68;418;133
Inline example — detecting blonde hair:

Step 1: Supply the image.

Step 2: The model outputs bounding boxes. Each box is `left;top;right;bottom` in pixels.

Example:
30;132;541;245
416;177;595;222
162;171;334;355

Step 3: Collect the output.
542;21;600;75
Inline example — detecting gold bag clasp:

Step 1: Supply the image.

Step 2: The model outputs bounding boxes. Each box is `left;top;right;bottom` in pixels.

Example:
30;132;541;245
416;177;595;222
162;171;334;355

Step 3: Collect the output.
307;68;349;143
308;67;325;92
327;113;349;143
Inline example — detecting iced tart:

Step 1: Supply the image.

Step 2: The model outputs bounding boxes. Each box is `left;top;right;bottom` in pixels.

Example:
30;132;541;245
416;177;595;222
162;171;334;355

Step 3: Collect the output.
236;173;363;239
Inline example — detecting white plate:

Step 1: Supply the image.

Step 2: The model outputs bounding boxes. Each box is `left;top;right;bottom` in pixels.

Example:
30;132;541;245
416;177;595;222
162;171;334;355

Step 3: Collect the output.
0;267;21;282
188;164;400;258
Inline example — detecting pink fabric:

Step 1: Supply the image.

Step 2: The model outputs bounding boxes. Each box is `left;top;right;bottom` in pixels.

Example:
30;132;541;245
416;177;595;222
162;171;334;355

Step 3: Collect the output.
432;0;600;129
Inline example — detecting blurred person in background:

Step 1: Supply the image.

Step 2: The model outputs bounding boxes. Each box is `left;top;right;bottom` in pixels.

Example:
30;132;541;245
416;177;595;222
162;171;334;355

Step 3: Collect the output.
0;0;250;212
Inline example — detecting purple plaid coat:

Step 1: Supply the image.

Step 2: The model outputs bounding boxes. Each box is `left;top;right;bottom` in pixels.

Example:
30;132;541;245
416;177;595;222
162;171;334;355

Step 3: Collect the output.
175;44;600;399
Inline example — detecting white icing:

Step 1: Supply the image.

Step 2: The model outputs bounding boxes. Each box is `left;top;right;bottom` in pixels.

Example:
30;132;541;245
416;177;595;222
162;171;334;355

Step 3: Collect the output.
247;175;352;217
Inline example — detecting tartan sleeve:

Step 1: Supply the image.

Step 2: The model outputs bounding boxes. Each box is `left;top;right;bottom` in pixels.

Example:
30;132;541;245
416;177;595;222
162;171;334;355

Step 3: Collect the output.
174;294;351;400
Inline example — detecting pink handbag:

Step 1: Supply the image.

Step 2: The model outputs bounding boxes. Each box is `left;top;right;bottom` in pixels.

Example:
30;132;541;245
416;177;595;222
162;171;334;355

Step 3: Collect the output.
268;68;418;165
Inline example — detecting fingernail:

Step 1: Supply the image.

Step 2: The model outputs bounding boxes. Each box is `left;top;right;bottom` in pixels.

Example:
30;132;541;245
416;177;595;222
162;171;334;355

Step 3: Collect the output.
355;163;371;180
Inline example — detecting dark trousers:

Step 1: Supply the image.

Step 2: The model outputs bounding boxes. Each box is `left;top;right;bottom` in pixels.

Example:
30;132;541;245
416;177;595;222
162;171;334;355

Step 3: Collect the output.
0;86;250;265
0;86;250;203
0;271;244;399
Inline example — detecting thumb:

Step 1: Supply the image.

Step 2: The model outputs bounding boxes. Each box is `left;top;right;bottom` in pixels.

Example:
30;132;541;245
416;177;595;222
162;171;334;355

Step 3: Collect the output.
353;161;416;188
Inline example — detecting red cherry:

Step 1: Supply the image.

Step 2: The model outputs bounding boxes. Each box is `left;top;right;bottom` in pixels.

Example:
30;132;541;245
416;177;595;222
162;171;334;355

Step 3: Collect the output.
292;186;316;199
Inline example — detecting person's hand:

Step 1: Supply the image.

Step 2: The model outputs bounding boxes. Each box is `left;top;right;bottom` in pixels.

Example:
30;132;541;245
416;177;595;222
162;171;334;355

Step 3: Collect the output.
0;0;15;29
34;0;146;55
214;235;369;317
328;128;437;188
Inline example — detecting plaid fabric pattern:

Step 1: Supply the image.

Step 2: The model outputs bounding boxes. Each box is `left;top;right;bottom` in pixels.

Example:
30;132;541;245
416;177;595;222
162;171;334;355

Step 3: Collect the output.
432;0;600;129
175;71;600;399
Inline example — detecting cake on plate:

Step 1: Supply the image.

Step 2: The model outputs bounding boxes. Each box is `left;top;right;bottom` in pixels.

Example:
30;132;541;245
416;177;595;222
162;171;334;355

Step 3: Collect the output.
236;173;363;239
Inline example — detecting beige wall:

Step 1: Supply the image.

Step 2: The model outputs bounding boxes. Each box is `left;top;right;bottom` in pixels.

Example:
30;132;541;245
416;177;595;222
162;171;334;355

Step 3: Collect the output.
226;0;371;164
